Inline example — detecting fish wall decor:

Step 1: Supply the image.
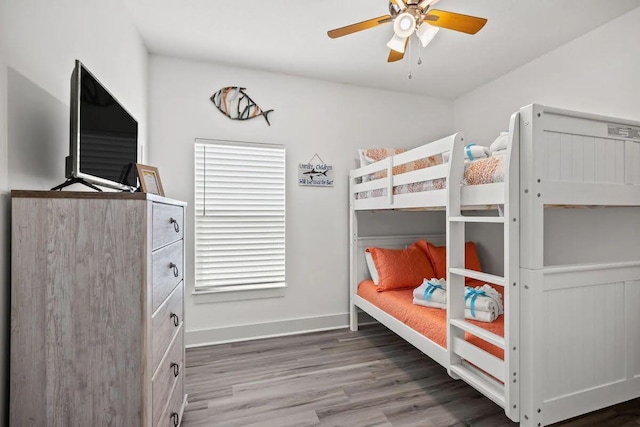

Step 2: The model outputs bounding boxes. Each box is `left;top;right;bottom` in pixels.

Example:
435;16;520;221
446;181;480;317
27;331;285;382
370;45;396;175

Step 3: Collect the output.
210;86;274;126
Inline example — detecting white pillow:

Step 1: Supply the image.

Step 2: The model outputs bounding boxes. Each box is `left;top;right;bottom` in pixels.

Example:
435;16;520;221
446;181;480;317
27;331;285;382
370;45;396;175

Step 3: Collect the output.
490;132;509;153
358;149;372;182
358;149;371;168
364;250;379;285
441;150;451;163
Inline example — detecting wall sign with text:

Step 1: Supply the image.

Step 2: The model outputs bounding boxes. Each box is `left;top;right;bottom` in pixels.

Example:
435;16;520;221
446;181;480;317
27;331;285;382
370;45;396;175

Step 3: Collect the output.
298;162;334;187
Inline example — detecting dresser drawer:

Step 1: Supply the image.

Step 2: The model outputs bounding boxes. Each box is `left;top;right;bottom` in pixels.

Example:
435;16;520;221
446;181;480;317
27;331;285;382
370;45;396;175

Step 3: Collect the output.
152;240;184;311
152;328;184;427
152;282;184;373
153;203;184;250
158;376;185;427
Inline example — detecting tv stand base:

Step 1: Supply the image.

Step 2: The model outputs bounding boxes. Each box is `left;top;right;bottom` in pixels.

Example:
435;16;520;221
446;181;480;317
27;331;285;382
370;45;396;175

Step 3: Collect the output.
51;177;103;192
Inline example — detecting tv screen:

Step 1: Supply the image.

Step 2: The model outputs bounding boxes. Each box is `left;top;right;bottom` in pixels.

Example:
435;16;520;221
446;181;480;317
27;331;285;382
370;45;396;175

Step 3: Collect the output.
67;60;138;190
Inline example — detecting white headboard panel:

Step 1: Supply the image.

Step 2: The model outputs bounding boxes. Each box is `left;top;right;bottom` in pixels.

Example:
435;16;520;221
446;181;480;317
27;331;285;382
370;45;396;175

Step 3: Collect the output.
355;234;445;283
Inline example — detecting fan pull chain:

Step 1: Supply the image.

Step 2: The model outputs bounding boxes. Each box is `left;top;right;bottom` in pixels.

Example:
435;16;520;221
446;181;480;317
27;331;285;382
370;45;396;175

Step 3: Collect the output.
408;37;413;79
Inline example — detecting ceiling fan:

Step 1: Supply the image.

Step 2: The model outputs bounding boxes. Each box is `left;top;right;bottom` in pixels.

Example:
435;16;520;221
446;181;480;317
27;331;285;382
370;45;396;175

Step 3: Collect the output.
327;0;487;62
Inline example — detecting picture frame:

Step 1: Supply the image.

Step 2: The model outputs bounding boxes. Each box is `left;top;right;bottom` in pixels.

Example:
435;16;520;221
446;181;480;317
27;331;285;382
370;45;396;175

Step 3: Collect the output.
136;164;165;196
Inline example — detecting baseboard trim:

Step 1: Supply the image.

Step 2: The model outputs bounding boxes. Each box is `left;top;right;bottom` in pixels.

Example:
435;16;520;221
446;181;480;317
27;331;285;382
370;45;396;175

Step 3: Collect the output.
186;313;348;347
185;311;377;348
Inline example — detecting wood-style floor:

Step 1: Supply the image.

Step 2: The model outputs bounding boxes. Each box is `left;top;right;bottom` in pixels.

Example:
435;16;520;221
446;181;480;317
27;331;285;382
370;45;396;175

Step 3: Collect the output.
182;323;640;427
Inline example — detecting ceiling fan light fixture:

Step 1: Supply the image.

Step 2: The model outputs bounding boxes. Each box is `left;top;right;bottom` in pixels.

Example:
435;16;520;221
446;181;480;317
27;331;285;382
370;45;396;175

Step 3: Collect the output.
326;2;487;62
416;23;439;47
393;12;416;38
417;0;440;10
386;34;408;53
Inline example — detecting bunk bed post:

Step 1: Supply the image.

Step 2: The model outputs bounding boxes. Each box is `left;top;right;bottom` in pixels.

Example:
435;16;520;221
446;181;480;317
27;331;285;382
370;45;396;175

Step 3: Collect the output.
385;157;393;206
503;111;521;422
349;170;359;331
518;104;546;426
446;133;466;376
519;104;545;270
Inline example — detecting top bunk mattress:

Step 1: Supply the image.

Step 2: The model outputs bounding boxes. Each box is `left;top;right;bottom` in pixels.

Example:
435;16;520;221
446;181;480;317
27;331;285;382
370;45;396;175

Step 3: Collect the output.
356;153;506;200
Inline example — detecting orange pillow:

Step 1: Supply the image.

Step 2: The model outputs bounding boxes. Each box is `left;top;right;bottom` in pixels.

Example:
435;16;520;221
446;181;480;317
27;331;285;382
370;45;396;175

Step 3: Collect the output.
415;240;482;282
366;244;435;292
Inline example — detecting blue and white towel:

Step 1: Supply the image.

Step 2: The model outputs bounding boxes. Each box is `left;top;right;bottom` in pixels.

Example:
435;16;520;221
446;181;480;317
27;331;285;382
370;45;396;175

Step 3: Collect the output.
442;144;490;163
463;144;490;161
413;278;447;306
464;284;504;322
412;280;503;323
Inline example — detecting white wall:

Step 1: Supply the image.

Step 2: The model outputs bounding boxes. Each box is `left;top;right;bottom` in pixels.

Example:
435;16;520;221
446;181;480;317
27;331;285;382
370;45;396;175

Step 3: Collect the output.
148;55;454;345
454;7;640;274
454;6;640;146
0;23;8;427
0;1;148;422
3;2;149;190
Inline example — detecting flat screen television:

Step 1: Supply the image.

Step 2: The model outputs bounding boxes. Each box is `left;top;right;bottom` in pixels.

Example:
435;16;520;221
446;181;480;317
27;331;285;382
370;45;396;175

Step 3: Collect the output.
60;60;138;191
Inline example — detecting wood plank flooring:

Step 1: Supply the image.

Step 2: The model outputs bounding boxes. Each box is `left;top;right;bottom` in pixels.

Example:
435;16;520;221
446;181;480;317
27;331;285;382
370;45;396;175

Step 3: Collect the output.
182;324;640;427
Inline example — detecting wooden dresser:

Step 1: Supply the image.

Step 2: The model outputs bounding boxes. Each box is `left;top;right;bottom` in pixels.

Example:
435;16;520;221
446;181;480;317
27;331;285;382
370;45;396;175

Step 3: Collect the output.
10;191;187;426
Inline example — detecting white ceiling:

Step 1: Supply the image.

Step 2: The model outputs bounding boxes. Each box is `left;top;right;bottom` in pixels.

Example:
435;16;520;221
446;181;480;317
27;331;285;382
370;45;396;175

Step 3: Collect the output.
123;0;640;99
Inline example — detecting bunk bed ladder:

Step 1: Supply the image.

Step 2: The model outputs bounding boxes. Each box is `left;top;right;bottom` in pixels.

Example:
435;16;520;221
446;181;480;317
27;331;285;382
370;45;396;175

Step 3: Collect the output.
447;113;521;422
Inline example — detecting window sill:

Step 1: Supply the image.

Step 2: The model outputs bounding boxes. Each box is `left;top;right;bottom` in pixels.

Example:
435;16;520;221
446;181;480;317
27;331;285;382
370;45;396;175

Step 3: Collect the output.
192;283;287;304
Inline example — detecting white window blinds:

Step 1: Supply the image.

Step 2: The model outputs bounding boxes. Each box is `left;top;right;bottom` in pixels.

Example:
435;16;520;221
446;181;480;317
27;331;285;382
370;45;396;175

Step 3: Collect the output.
195;140;286;290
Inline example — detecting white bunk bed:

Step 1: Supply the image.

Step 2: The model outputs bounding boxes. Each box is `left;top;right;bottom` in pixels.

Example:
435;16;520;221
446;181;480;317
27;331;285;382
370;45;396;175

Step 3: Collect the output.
348;104;640;426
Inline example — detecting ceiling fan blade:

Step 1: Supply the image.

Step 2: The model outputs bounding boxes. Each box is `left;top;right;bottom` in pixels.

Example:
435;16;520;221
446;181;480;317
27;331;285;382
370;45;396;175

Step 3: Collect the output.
327;15;393;39
387;38;409;62
424;9;487;35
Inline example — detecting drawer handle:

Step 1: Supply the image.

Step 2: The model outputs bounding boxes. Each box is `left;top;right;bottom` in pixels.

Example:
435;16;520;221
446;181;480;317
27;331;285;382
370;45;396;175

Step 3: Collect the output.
170;312;180;327
170;362;180;377
169;263;179;277
170;217;180;233
171;412;179;426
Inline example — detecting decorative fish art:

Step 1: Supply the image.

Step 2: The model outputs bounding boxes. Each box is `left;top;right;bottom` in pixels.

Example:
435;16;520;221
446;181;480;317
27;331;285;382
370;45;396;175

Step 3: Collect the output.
210;87;274;126
302;167;329;179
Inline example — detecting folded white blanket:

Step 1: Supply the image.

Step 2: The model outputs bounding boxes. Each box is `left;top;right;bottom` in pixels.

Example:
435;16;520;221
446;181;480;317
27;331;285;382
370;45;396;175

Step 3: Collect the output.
413;278;447;305
464;309;498;323
413;298;499;322
412;298;446;310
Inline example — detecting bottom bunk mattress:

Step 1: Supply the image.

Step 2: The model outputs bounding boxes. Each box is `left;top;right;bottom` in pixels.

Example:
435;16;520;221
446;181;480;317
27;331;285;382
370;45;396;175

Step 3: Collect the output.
357;279;504;359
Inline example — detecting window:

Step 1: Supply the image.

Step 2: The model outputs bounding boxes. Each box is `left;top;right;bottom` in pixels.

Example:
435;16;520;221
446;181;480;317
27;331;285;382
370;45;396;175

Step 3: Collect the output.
194;139;286;293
